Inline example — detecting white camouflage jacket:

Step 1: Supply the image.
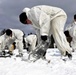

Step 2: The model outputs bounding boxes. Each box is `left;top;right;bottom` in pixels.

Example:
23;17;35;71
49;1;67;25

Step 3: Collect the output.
23;5;67;36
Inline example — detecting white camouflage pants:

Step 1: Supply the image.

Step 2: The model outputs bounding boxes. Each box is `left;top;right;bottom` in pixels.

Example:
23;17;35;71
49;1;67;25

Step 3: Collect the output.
51;15;72;55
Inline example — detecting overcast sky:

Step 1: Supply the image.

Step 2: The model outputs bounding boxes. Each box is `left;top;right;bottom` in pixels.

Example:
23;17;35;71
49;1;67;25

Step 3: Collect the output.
0;0;76;34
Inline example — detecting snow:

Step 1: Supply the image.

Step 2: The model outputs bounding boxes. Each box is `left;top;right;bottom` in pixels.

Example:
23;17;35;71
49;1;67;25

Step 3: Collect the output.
0;48;76;75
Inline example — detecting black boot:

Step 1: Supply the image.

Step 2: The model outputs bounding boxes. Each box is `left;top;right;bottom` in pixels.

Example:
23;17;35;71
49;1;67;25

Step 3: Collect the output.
2;51;6;56
65;51;72;59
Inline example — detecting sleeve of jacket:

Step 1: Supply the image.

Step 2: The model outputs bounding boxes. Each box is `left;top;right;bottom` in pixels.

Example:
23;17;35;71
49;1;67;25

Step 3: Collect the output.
39;11;51;36
30;7;51;36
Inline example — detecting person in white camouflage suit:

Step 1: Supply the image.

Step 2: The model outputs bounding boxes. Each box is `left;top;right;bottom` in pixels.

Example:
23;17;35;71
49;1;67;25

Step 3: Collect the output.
25;34;37;53
19;5;72;59
0;28;25;57
66;14;76;51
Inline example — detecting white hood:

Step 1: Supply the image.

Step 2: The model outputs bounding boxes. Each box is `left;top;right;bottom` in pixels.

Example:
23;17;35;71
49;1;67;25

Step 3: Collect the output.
22;7;30;17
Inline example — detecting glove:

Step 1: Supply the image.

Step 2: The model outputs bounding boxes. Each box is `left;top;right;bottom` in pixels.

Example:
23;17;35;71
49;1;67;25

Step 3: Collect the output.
41;35;47;41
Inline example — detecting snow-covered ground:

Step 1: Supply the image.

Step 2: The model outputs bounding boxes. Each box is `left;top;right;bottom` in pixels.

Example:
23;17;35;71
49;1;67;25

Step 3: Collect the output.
0;48;76;75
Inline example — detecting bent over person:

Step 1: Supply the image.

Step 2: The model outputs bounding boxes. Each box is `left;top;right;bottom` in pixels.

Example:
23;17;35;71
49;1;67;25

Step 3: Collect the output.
19;5;72;60
0;28;25;57
25;34;37;53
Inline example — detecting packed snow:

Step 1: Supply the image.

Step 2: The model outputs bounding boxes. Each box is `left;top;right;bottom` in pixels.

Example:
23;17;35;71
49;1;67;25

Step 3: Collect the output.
0;48;76;75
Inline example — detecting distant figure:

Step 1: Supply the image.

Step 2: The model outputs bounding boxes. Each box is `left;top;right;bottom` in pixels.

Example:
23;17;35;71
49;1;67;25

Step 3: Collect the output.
66;14;76;51
25;34;37;53
0;29;16;55
0;28;25;57
19;5;72;59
